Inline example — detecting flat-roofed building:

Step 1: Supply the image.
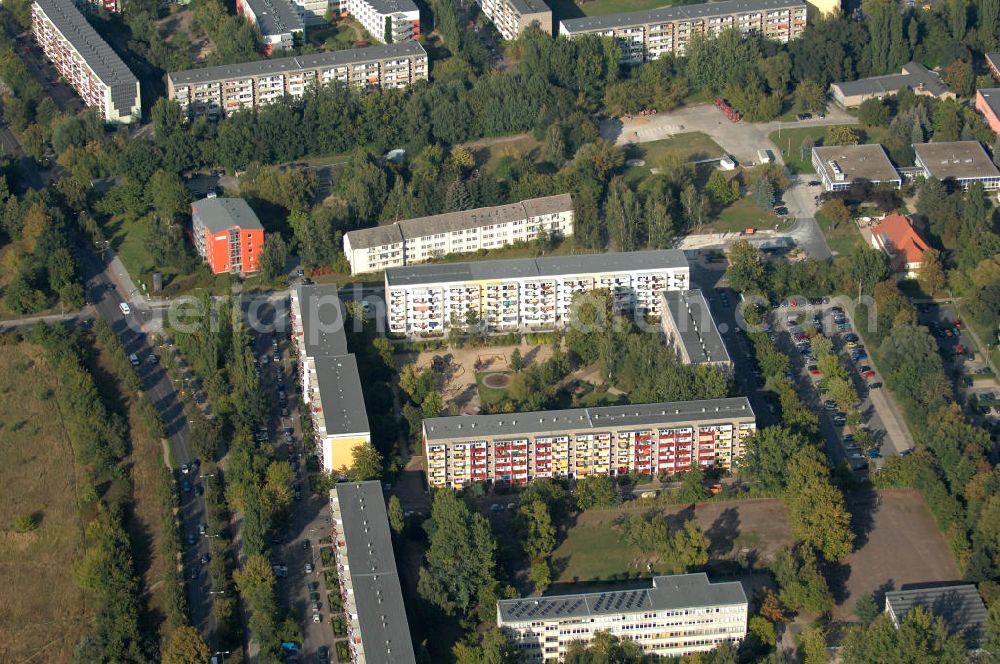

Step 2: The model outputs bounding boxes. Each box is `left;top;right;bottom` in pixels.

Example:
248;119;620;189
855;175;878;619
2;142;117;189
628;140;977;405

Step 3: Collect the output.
422;398;755;488
31;0;140;123
661;289;732;373
384;250;689;337
975;88;1000;135
237;0;305;54
987;52;1000;81
885;584;988;652
343;194;574;275
912;141;1000;190
289;0;330;24
191;197;265;274
478;0;552;40
811;144;901;192
559;0;807;65
499;573;748;661
829;62;954;107
330;481;416;664
167;42;428;118
291;285;372;473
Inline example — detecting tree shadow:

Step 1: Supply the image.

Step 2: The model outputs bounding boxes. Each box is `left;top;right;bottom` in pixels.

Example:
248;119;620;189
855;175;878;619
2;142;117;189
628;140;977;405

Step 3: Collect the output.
705;507;741;558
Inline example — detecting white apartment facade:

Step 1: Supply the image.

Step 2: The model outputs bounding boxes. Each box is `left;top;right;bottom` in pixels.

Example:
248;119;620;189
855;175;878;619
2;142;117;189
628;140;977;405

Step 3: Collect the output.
290;0;330;24
337;0;420;43
559;0;807;64
478;0;552;40
31;0;141;123
166;42;427;118
384;250;690;337
343;194;574;275
499;573;748;661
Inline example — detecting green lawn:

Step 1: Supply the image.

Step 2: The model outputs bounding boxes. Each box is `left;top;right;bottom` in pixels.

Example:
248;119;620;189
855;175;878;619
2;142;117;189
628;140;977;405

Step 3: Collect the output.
815;210;865;257
470;135;544;173
475;372;510;407
307;20;367;51
623;132;725;184
550;521;641;583
710;198;788;234
768;125;889;174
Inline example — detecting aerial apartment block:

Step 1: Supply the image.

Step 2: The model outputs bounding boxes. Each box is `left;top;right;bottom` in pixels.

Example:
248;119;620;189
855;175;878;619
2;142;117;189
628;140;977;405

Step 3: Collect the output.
477;0;552;40
290;285;372;473
558;0;807;64
343;194;574;275
330;0;421;43
330;482;416;664
384;250;690;337
166;42;428;119
290;0;330;24
31;0;141;123
661;289;733;373
498;573;748;661
190;197;265;274
422;398;756;489
236;0;305;54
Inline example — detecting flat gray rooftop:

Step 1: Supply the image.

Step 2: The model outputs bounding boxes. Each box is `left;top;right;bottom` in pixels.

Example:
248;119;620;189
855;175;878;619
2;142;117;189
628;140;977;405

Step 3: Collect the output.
559;0;803;33
345;194;573;250
979;88;1000;119
33;0;138;116
498;573;746;623
385;249;688;287
167;41;426;86
885;584;987;649
423;397;754;441
191;197;264;233
913;141;1000;180
315;354;368;436
334;482;416;663
296;285;350;358
242;0;303;36
508;0;552;15
365;0;418;14
812;144;900;184
662;289;731;365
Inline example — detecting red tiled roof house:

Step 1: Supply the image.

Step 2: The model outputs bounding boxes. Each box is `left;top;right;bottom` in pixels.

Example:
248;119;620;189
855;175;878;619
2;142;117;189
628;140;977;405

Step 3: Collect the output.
870;213;929;279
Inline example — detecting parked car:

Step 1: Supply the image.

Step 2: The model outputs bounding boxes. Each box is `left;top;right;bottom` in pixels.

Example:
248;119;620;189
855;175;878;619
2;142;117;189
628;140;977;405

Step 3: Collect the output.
844;333;859;343
868;381;883;389
833;415;847;425
808;365;822;376
129;353;140;366
862;369;876;379
198;523;206;536
119;302;131;316
312;613;322;623
181;479;192;493
304;562;314;574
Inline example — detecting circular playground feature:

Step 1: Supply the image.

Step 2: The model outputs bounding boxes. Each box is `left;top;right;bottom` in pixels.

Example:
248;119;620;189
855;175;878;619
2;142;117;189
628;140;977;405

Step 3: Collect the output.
482;372;511;389
625;158;646;167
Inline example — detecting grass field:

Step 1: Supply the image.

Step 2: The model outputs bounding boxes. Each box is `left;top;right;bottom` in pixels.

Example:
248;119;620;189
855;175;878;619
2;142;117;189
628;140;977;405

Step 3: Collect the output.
470;135;544;173
767;125;889;174
307;19;369;51
711;198;787;234
623;132;725;184
815;210;865;257
0;342;93;663
475;371;511;406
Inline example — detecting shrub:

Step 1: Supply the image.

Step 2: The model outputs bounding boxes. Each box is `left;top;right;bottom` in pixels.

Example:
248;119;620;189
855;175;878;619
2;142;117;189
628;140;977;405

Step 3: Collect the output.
13;514;37;532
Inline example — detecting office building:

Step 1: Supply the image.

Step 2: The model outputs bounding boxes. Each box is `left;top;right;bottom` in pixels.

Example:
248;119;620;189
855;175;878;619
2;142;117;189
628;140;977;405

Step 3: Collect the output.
330;481;416;664
422;398;756;488
558;0;807;65
498;573;748;661
660;290;732;373
885;584;987;652
236;0;305;54
912;141;1000;190
384;250;690;337
291;285;372;473
829;62;953;107
330;0;420;43
167;42;428;118
343;194;574;275
478;0;552;40
190;197;265;274
31;0;141;123
869;212;929;279
811;144;901;192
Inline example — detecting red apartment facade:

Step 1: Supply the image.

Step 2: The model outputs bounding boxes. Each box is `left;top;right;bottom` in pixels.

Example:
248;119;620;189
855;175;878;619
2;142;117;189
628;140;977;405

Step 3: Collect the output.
191;196;265;274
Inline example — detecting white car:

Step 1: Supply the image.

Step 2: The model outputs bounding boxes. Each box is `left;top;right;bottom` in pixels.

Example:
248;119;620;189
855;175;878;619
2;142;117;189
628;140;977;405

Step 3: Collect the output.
119;302;131;316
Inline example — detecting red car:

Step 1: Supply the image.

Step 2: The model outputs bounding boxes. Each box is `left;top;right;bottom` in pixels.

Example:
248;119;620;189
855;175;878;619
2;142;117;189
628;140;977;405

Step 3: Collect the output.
862;370;876;379
954;318;962;329
808;365;822;376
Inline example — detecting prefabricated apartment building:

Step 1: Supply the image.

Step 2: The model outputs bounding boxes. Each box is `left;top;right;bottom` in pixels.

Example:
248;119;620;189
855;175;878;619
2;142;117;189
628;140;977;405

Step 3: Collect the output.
384;249;690;337
423;398;756;489
342;193;574;275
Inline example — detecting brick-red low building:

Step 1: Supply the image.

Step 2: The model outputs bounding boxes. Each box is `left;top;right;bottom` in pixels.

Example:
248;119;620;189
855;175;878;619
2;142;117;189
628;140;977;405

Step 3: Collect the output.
191;196;265;274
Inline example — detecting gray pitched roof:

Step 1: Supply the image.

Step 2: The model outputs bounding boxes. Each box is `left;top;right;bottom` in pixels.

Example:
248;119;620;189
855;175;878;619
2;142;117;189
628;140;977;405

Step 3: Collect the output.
167;41;426;86
33;0;138;117
832;61;951;99
345;194;574;250
385;249;688;287
498;573;747;623
559;0;803;33
423;397;754;441
334;482;416;664
885;584;987;650
191;197;264;233
315;354;368;436
662;289;731;365
242;0;303;36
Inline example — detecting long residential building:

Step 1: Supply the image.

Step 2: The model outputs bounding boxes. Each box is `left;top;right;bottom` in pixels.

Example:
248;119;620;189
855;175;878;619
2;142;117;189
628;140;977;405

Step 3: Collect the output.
422;398;756;489
384;250;690;337
478;0;552;40
330;481;416;664
558;0;807;64
166;42;428;119
31;0;141;123
661;289;732;373
291;285;372;473
498;573;748;661
343;194;574;275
